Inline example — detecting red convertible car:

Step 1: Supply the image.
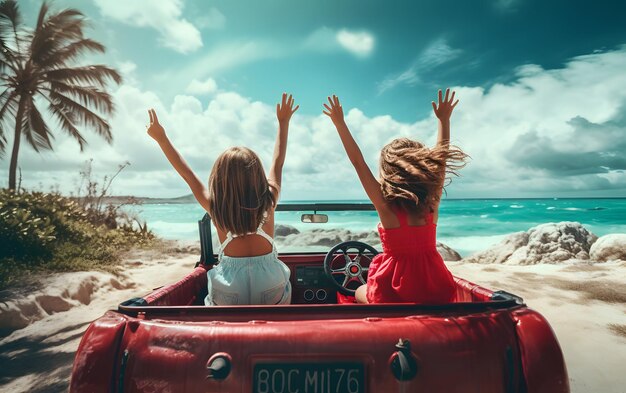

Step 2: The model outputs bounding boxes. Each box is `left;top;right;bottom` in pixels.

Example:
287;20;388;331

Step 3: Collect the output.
70;203;569;392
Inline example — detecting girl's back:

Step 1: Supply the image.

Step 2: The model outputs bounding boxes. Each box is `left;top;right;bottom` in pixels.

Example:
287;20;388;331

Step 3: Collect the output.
378;209;437;254
368;208;456;304
215;214;276;257
209;215;291;306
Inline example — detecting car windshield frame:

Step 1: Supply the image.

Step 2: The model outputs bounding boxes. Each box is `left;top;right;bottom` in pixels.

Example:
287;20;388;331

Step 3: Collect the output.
199;202;379;263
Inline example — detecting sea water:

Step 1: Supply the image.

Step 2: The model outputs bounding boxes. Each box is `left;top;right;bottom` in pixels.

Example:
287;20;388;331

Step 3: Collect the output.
127;198;626;257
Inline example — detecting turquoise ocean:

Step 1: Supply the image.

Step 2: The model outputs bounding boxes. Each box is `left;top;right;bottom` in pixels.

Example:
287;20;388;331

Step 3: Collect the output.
129;198;626;257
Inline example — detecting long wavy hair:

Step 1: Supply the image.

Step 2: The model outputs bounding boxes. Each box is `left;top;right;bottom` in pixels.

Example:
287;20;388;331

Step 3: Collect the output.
379;138;468;216
208;147;276;235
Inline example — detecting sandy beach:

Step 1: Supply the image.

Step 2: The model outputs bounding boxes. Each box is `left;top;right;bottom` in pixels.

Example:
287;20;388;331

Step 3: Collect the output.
448;261;626;393
0;243;196;393
0;241;625;392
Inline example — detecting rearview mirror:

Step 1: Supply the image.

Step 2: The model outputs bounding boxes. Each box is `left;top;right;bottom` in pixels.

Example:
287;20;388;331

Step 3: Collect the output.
301;213;328;223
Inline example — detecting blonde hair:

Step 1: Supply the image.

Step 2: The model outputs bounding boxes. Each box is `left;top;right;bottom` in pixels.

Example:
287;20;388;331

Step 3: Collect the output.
208;147;276;235
379;138;468;216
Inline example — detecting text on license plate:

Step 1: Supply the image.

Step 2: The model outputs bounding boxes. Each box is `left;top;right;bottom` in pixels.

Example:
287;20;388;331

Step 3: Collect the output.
253;362;364;393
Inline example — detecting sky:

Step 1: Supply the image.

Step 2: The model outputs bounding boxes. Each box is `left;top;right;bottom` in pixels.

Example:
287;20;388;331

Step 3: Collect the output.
3;0;626;200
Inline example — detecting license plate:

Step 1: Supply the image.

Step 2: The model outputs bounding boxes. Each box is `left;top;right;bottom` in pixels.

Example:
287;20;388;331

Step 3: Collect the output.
253;362;364;393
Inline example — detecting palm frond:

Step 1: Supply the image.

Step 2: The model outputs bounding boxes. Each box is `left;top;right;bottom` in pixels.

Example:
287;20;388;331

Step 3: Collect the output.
0;89;14;156
0;88;16;121
0;30;21;73
0;25;13;61
0;54;19;77
31;18;86;67
46;99;87;150
34;1;49;33
0;0;24;69
0;121;5;156
0;1;21;28
46;82;115;113
46;65;122;87
0;56;10;73
38;9;85;43
48;90;112;143
42;8;83;28
22;98;53;152
35;38;104;68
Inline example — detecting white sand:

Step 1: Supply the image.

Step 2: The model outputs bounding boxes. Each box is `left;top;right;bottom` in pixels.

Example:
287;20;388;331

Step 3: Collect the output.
0;244;196;393
0;246;624;392
448;261;626;393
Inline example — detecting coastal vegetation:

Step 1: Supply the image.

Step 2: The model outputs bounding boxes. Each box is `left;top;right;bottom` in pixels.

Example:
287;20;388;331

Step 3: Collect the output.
0;188;155;290
0;160;155;290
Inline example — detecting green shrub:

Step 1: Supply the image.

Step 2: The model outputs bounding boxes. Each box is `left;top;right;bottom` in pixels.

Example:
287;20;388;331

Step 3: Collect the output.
1;190;89;260
0;189;155;289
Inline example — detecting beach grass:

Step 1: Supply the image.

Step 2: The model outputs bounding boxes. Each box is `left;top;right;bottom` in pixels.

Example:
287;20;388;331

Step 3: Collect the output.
550;279;626;304
608;324;626;338
560;264;609;273
482;267;500;272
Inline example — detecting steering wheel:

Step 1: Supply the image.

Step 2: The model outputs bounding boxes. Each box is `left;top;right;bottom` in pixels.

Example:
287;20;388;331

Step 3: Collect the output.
324;241;380;296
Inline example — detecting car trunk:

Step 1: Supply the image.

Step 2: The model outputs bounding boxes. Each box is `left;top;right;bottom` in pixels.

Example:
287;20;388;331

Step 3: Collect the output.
111;309;524;393
92;266;527;392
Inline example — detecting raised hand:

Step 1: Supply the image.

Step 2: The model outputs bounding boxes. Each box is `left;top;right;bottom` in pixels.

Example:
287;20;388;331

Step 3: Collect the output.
147;108;166;142
276;93;299;124
431;88;459;121
322;95;344;125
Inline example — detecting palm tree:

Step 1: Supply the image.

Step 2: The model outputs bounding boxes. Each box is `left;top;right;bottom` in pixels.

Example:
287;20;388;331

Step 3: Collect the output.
0;0;121;190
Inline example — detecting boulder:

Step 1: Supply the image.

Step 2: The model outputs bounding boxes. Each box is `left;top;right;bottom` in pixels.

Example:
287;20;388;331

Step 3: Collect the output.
463;222;597;265
437;242;462;261
589;234;626;262
463;231;528;264
275;224;300;237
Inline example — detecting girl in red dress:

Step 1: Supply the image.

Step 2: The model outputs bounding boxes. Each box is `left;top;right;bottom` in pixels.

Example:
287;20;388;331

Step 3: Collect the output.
323;89;468;303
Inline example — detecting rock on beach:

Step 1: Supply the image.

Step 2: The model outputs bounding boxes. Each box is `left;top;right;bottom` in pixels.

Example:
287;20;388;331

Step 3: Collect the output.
590;234;626;262
464;222;598;265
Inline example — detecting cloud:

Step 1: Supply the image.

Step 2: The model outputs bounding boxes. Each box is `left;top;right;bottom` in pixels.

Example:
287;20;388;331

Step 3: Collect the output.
93;0;203;54
378;38;462;94
185;78;218;95
507;116;626;176
305;27;375;58
444;47;626;196
5;47;626;198
117;61;137;75
194;7;226;30
336;29;375;57
117;61;138;85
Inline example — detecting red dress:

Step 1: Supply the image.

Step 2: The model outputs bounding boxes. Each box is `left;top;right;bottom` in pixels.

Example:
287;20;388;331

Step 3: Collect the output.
366;210;456;304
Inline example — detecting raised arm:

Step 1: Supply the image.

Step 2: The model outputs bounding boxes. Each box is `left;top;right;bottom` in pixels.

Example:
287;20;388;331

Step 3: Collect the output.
323;95;390;214
146;109;210;212
431;88;458;148
430;88;459;213
268;93;299;201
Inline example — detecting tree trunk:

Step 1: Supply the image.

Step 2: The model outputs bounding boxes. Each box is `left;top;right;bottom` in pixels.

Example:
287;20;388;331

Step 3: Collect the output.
8;98;26;191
